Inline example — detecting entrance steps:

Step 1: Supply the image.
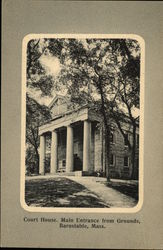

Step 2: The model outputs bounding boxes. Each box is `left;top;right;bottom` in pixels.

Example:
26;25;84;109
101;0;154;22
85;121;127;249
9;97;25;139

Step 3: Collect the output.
47;172;76;176
46;171;93;177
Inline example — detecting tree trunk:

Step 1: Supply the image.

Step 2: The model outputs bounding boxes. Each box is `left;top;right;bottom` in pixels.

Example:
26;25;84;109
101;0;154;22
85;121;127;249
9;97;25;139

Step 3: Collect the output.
104;124;110;180
97;79;111;180
131;124;136;179
33;145;39;174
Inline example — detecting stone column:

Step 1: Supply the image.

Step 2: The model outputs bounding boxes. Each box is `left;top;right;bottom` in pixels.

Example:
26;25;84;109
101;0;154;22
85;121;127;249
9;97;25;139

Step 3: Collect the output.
66;125;74;172
50;130;58;174
83;120;91;171
39;134;45;175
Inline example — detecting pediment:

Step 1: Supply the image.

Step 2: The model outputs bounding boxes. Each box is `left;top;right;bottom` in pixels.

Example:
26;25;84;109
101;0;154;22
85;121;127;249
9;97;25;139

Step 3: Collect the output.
49;94;69;109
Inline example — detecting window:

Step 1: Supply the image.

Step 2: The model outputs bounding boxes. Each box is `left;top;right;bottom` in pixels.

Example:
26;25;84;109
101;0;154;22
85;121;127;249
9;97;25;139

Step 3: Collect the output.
110;132;115;143
124;133;129;146
110;154;115;166
124;156;129;167
62;160;66;167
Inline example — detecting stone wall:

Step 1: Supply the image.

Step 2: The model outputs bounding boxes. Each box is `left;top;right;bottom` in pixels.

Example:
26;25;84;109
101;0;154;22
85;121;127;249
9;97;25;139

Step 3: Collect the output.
92;123;139;179
109;126;139;179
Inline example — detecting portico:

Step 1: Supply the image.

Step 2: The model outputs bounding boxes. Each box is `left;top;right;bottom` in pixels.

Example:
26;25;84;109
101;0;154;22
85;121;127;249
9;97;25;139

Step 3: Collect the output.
38;107;101;175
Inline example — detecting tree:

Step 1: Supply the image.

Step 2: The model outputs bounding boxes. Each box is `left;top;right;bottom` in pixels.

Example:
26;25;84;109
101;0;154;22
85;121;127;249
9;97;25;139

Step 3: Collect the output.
107;39;140;179
48;38;140;179
26;94;51;174
50;39;117;179
27;38;55;96
26;39;55;174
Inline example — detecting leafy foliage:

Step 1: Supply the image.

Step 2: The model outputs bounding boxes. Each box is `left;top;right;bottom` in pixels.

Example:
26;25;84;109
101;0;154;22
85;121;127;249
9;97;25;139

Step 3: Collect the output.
26;94;51;174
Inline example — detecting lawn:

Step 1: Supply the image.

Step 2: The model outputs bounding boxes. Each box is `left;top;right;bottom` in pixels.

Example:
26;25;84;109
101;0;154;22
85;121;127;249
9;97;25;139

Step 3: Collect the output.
106;179;139;200
25;177;110;208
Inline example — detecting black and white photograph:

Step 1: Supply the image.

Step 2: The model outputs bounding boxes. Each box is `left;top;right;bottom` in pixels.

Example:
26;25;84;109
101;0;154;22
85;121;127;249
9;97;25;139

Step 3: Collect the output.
21;34;144;211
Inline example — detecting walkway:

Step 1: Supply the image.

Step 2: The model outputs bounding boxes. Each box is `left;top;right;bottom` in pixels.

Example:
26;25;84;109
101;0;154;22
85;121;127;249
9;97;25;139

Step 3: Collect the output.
66;176;137;208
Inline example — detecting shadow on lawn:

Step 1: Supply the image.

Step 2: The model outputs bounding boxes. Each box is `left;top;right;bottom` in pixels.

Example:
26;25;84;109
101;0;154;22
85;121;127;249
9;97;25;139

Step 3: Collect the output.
25;177;110;208
106;181;139;201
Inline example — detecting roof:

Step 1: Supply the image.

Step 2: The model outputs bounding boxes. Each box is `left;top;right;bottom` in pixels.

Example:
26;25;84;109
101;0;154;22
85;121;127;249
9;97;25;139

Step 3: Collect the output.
48;94;70;109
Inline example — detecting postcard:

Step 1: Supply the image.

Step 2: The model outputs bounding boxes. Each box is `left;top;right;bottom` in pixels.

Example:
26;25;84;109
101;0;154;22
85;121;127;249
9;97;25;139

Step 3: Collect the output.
1;1;163;249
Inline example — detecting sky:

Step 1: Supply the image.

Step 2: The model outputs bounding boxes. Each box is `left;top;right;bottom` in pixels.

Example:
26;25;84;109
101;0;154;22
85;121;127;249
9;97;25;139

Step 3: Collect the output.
29;54;63;106
39;54;61;77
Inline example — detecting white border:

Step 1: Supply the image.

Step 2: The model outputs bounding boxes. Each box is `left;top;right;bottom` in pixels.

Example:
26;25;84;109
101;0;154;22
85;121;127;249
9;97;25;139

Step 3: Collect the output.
20;34;145;213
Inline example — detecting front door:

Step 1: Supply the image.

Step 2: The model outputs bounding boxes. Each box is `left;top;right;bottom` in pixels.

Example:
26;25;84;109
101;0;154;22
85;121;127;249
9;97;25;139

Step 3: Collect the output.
74;154;82;171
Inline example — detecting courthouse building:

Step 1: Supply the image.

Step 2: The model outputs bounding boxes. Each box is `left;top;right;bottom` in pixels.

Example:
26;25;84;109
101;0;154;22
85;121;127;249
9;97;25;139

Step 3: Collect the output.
38;95;139;179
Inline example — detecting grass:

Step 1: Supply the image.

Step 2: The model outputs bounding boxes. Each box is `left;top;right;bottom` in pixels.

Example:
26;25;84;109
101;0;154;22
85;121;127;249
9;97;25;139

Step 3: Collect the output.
25;177;110;208
106;180;139;200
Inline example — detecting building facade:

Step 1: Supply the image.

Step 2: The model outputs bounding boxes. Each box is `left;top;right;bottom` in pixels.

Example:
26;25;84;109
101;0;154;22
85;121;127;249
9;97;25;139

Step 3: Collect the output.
38;95;139;179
